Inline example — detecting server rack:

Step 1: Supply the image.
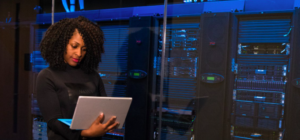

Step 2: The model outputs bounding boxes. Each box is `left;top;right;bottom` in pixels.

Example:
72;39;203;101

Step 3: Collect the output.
195;12;232;140
124;16;159;140
153;17;201;140
230;14;292;140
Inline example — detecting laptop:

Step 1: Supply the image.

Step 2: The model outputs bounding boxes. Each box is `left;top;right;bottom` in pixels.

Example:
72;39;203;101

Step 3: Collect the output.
58;96;132;130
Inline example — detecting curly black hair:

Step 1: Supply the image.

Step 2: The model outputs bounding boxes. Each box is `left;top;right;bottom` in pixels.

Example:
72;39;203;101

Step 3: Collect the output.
40;16;104;73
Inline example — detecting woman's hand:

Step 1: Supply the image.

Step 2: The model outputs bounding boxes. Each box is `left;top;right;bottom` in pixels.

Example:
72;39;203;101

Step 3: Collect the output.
81;113;119;137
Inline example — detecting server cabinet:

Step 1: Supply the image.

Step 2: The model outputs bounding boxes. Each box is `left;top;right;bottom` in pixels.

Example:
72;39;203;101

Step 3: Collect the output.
230;14;292;140
195;12;231;140
154;19;201;140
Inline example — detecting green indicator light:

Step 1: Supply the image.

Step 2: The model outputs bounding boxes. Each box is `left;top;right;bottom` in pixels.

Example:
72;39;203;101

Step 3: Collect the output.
207;76;215;81
191;129;193;131
134;73;140;76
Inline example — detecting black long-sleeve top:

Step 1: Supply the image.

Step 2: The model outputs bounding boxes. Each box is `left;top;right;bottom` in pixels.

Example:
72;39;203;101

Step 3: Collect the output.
36;65;106;140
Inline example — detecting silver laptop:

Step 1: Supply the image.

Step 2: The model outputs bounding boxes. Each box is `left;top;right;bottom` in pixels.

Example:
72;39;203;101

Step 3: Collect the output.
58;96;132;130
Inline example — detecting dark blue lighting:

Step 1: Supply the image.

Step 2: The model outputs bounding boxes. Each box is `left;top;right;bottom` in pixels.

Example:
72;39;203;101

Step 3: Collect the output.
234;136;252;140
250;133;262;137
255;69;266;74
62;0;70;12
106;132;124;137
236;100;283;105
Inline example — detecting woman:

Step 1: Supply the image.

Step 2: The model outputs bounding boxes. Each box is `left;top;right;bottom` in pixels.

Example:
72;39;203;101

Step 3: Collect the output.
36;16;118;140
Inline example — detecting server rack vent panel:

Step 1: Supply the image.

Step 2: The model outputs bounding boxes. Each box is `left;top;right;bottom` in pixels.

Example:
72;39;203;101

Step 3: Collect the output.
98;26;129;98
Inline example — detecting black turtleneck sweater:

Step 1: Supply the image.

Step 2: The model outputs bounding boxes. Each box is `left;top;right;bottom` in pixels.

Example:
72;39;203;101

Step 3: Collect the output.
36;65;106;140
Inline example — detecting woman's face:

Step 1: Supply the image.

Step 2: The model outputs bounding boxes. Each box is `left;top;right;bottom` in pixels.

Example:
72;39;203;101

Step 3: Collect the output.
64;29;86;67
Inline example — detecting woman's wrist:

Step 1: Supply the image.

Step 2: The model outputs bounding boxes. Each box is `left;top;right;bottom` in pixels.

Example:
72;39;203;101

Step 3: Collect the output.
81;130;90;137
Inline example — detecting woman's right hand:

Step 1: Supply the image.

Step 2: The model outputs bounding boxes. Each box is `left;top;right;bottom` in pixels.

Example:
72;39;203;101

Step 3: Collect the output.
81;113;119;137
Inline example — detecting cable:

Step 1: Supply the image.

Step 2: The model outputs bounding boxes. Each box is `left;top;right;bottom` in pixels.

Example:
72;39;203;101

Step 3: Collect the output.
283;27;292;37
